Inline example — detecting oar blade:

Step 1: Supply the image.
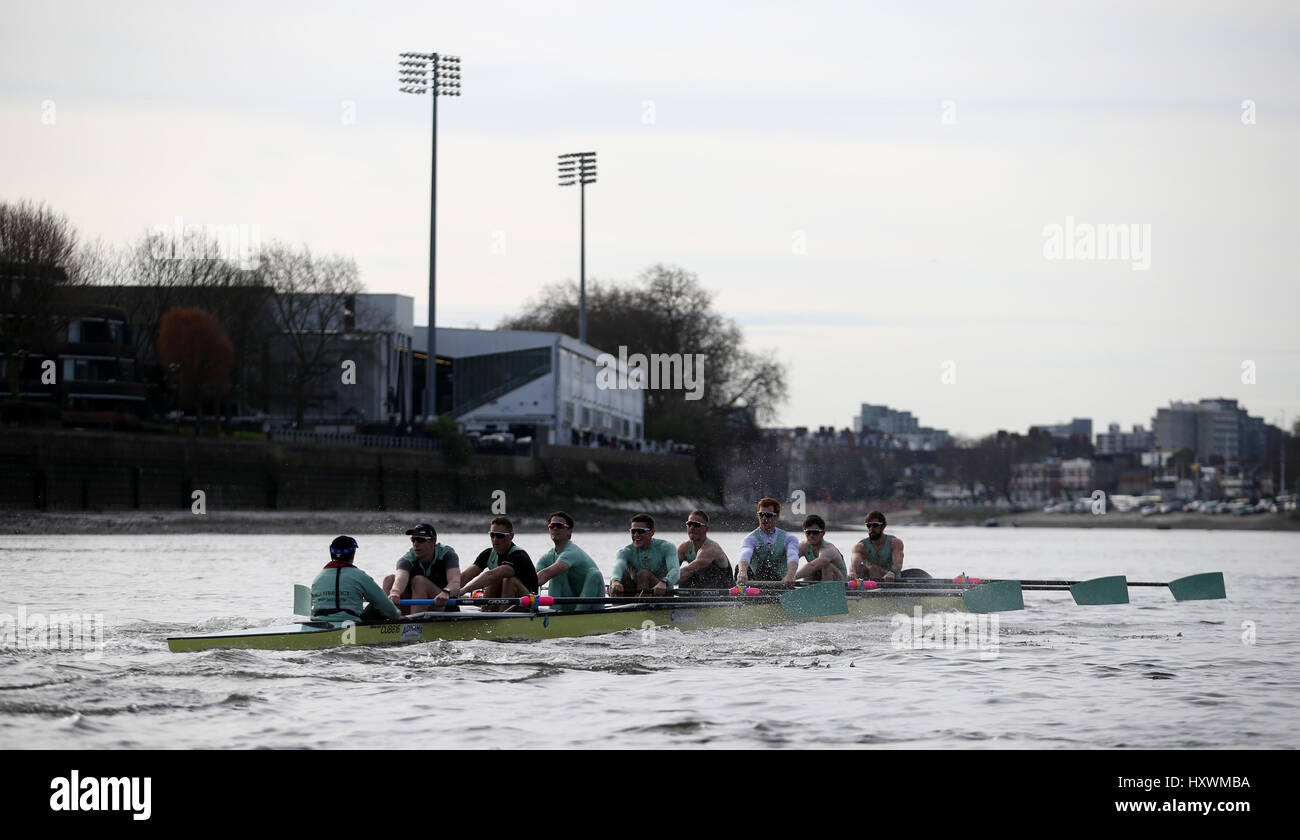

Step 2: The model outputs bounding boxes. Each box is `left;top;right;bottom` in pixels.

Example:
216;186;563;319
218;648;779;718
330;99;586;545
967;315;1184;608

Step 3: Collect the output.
293;584;311;617
1069;575;1130;606
962;580;1024;613
780;582;849;618
1168;572;1226;601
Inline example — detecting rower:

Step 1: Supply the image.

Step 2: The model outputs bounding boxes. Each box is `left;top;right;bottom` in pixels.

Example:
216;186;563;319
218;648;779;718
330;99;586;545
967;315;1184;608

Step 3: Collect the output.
535;511;605;612
611;514;679;596
459;516;539;612
795;514;846;581
850;510;904;581
736;497;799;586
310;536;402;626
383;523;462;613
677;510;733;589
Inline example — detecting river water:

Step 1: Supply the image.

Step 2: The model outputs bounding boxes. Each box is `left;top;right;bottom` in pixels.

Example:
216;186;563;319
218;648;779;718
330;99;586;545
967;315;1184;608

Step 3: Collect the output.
1;527;1296;749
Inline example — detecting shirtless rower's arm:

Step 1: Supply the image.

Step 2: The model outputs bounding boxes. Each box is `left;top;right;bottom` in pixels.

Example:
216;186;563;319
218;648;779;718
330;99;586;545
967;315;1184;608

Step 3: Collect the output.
849;541;868;580
796;541;844;580
889;537;904;579
678;541;727;585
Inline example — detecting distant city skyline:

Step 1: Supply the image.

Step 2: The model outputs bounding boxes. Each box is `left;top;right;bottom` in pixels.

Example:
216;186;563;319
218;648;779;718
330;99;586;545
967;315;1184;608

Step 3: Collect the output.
3;0;1297;438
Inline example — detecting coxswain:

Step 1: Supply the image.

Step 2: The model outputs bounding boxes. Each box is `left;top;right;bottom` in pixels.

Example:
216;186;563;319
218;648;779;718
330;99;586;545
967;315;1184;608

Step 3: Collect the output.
310;536;403;625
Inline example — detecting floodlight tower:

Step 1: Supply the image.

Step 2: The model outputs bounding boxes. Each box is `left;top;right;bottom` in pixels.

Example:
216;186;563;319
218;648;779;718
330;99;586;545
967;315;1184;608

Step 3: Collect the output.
557;151;597;344
399;51;461;418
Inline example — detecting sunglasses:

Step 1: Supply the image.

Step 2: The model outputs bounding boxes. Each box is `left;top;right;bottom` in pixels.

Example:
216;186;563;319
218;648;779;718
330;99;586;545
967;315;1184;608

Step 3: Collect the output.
630;528;650;535
757;511;778;518
489;532;511;539
547;522;570;530
804;529;823;536
410;536;434;543
866;522;884;528
685;521;706;528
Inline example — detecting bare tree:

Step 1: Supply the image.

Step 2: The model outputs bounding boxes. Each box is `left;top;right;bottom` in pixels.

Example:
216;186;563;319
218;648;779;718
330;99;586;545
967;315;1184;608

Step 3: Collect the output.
256;243;363;426
0;200;86;399
90;230;272;417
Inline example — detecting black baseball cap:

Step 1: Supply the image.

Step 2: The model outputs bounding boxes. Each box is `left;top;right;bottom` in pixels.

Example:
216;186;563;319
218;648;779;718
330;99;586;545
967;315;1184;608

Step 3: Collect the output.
405;523;437;539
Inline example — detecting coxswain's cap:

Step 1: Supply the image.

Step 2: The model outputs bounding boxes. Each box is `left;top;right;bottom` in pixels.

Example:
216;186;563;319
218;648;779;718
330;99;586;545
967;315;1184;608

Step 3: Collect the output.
330;535;359;558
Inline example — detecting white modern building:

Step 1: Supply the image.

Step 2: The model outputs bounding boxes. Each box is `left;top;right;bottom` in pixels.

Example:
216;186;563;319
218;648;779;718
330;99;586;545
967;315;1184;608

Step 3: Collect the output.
261;289;644;444
416;326;644;447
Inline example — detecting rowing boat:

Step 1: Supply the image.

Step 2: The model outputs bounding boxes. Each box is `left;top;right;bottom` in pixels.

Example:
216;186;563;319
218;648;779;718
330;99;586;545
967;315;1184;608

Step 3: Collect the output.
165;586;968;652
165;571;1226;653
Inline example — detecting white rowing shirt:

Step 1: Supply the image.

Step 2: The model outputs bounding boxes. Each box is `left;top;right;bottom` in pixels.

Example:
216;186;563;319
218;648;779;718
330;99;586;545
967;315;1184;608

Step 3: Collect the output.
738;529;800;568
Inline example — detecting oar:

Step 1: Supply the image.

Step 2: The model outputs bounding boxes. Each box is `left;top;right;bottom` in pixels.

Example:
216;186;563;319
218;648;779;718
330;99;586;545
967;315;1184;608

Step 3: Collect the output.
778;581;849;618
403;596;557;608
962;577;1128;613
962;580;1025;614
401;595;780;607
293;584;311;616
293;586;551;615
959;572;1226;613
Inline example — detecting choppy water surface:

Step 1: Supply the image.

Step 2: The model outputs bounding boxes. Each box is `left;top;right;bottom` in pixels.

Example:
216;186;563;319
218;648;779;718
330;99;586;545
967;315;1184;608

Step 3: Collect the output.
1;527;1297;749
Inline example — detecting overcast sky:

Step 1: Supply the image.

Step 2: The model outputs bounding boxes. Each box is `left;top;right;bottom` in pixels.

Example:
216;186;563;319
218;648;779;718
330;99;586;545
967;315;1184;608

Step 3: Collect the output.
3;0;1297;437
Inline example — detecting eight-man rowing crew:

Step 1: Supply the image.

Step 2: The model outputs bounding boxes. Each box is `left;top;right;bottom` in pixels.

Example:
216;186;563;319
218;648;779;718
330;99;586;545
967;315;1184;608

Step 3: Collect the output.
309;497;905;626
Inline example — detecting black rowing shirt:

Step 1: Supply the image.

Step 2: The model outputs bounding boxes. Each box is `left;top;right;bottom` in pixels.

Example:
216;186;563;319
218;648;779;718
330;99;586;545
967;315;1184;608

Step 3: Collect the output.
472;544;539;594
